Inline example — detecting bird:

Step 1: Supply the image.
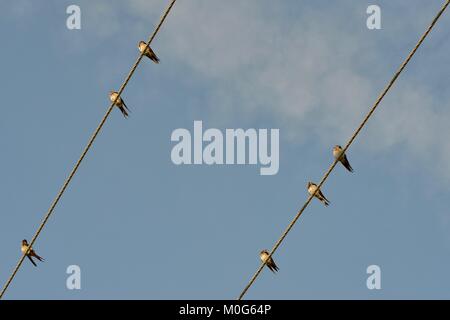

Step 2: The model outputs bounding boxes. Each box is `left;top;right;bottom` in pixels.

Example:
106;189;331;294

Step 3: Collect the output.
260;249;279;273
21;239;44;267
307;182;330;206
138;41;160;64
333;145;353;172
109;91;130;118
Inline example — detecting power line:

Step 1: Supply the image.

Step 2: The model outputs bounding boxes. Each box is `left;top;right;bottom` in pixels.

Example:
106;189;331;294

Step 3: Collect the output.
238;0;450;300
0;0;177;299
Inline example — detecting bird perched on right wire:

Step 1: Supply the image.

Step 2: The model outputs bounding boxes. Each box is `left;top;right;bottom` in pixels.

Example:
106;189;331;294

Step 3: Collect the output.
307;182;330;206
109;91;130;118
138;41;160;64
260;249;279;273
21;239;44;267
333;145;354;173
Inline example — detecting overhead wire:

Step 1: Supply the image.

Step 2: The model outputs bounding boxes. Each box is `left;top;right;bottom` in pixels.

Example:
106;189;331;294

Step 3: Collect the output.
0;0;178;299
238;0;450;300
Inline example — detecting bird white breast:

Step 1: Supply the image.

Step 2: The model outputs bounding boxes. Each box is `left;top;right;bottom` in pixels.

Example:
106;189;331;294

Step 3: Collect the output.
110;93;118;102
21;245;28;254
308;185;317;195
110;94;123;106
333;149;342;159
260;253;269;262
139;43;149;53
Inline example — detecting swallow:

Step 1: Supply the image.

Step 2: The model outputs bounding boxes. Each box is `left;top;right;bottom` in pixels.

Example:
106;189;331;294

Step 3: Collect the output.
21;239;44;267
109;91;130;118
307;182;330;206
260;249;279;273
138;41;160;64
333;145;353;173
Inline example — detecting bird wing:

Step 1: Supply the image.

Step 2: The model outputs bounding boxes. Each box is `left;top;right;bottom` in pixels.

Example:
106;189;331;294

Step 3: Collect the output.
341;155;353;172
270;259;279;272
317;190;328;201
31;250;44;261
122;99;131;113
27;255;37;267
147;47;160;63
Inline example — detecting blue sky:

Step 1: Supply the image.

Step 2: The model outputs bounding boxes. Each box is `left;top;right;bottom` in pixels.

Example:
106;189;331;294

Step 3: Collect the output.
1;0;450;299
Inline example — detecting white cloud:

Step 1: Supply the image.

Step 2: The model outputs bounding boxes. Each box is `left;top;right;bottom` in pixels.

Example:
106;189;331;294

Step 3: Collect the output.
78;0;450;179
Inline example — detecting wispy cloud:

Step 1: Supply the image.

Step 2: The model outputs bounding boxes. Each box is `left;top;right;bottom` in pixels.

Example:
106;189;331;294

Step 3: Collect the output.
122;0;450;177
29;0;450;180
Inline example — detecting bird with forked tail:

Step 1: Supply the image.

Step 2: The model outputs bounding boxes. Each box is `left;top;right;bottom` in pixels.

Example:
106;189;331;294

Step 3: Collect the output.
21;239;44;267
260;249;279;273
333;145;354;173
109;91;131;118
138;41;160;64
307;181;330;207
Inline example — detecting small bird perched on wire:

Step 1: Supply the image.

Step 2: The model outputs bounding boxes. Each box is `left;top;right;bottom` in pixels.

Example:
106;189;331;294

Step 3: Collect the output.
21;239;44;267
138;41;160;64
109;91;130;118
307;182;330;206
260;249;279;273
333;145;354;173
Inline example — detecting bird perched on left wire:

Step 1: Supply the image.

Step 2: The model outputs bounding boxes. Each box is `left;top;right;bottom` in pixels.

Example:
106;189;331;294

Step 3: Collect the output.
21;239;44;267
333;145;354;173
260;249;279;273
109;91;130;118
307;182;330;206
138;41;160;64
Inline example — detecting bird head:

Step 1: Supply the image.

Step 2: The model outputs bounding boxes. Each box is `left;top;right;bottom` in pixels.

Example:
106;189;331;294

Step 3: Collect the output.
22;239;28;245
